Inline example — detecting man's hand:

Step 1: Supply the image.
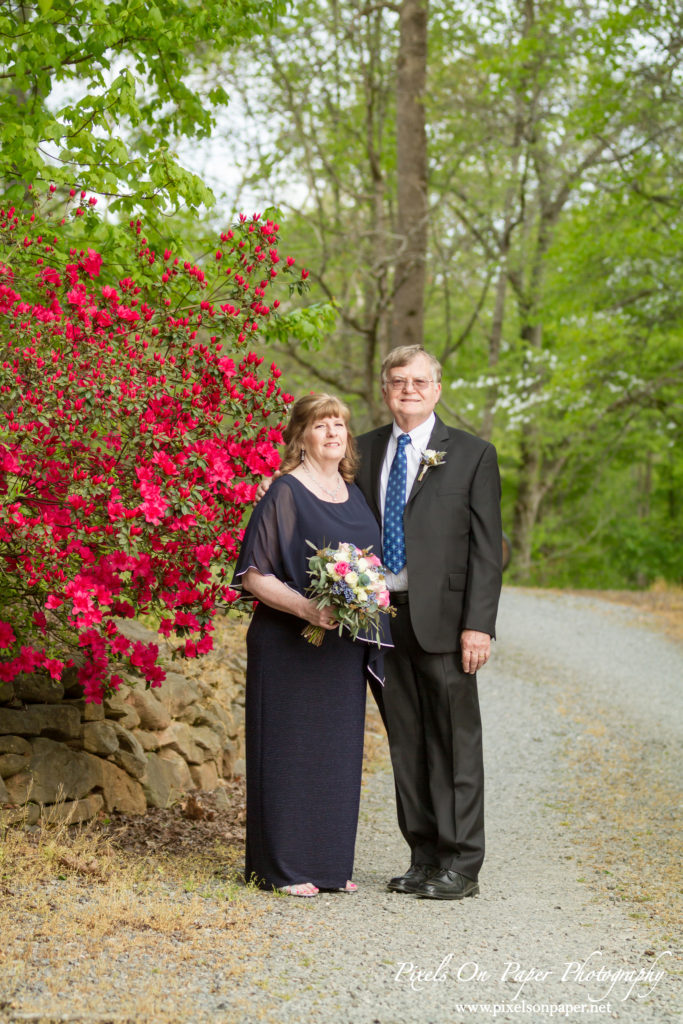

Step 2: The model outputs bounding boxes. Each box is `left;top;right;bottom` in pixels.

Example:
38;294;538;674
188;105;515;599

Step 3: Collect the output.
255;471;280;503
460;629;491;675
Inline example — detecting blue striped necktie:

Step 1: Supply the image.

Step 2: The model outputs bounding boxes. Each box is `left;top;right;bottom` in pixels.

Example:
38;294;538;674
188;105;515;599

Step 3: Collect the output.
383;433;411;573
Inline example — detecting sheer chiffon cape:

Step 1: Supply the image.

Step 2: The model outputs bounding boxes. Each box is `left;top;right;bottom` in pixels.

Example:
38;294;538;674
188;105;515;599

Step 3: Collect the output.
233;474;391;680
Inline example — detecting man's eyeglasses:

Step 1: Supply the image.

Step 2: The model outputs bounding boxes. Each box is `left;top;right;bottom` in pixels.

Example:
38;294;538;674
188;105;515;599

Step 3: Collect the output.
386;377;434;392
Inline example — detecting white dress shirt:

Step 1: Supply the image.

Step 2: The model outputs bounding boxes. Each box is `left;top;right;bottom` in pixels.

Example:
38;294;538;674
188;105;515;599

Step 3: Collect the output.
380;413;436;591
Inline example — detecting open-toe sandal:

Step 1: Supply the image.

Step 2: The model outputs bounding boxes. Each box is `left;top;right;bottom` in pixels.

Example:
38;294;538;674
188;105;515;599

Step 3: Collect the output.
279;883;319;898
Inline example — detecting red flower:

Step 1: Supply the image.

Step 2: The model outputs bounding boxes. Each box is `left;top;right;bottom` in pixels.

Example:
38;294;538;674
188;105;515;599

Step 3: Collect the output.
0;187;297;702
0;621;16;649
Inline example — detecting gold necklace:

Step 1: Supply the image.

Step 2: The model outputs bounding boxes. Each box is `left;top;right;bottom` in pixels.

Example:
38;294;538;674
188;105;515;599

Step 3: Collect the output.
302;462;344;500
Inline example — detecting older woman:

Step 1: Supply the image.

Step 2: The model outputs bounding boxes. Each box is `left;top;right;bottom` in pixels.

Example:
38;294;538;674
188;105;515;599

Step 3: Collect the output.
233;393;391;897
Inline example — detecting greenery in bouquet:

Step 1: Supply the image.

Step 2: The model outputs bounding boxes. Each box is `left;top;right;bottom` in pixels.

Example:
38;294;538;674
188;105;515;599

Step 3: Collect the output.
302;541;394;649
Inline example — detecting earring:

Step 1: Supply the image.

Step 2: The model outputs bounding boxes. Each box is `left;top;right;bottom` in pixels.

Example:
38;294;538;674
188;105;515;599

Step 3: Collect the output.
300;448;305;464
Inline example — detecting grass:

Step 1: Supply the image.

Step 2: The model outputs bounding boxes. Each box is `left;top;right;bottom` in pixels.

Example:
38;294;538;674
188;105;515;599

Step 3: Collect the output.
566;579;683;643
0;709;390;1023
562;583;682;943
0;809;268;1023
557;705;682;945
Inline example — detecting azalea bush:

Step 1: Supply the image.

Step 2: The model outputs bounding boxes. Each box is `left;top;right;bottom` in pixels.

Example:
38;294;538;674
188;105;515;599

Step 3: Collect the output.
0;188;302;701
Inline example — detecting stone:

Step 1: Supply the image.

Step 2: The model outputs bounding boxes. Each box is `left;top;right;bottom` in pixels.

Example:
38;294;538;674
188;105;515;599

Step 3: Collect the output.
158;748;194;785
0;753;30;779
61;666;83;697
0;775;9;802
177;704;201;726
97;759;146;814
125;687;171;731
143;751;193;808
218;709;237;738
0;705;81;740
231;758;246;778
132;729;160;752
191;725;224;759
182;701;230;736
221;744;235;778
114;618;160;645
0;735;32;756
82;721;119;756
2;802;40;825
13;673;64;704
41;792;104;825
4;738;101;804
196;679;213;698
156;721;203;764
230;704;245;731
109;723;146;779
64;699;105;722
82;701;105;722
154;672;200;717
212;786;231;812
0;679;15;704
116;704;141;729
103;689;132;720
189;760;219;791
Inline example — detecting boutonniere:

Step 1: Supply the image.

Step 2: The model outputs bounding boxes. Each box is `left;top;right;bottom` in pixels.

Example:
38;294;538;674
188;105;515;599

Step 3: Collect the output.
418;449;447;481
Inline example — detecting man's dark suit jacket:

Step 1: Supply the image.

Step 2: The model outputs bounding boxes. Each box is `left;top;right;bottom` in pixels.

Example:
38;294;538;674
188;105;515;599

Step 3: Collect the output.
355;415;503;653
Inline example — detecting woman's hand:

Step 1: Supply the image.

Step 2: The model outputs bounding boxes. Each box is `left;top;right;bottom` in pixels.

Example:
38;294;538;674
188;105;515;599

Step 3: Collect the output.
303;599;338;630
242;570;337;629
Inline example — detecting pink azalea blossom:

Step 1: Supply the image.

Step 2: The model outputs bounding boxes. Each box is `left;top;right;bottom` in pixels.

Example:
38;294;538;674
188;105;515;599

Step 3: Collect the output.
0;620;16;649
0;187;295;702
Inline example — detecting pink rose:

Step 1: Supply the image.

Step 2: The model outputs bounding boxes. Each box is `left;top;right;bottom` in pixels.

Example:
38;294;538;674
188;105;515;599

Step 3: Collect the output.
334;561;350;576
366;554;382;567
377;590;390;608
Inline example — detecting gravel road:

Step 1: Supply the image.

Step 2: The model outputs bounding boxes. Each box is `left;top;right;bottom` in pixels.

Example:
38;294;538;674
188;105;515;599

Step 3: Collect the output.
5;587;682;1024
219;587;682;1024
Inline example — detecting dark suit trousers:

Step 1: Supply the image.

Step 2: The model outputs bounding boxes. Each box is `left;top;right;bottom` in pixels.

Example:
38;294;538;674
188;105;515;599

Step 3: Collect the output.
381;603;485;880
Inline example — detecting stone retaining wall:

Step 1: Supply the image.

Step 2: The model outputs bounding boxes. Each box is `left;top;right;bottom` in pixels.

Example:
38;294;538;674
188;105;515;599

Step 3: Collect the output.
0;616;248;825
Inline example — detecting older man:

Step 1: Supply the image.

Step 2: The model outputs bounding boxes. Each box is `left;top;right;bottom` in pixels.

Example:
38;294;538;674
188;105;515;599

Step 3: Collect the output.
355;345;502;900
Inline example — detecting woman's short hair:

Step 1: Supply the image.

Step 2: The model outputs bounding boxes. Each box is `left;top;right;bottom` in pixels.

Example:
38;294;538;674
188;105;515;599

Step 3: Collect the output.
280;392;359;482
380;345;442;385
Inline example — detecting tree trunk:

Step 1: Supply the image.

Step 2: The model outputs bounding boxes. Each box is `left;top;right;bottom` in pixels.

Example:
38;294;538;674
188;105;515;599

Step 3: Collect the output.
390;0;428;349
512;429;544;578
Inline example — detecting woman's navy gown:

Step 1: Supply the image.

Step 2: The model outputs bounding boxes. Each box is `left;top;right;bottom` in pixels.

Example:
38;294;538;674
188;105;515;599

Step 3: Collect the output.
233;475;389;890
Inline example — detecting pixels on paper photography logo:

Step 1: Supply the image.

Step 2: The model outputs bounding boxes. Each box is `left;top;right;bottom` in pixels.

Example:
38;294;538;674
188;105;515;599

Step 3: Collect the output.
392;948;673;1016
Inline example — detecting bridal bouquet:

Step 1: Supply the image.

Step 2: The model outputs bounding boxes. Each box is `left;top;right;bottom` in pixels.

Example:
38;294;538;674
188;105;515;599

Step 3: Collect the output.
302;541;394;648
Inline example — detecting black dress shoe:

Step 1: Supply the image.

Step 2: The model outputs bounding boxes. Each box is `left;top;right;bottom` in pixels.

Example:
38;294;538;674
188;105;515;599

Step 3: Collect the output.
415;869;479;900
387;864;437;893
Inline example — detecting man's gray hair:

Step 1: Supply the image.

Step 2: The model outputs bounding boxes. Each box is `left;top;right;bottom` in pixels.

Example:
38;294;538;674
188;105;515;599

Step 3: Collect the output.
380;346;442;385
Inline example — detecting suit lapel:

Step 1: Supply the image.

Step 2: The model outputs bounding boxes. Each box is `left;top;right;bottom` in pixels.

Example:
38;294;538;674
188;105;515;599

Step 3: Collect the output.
406;415;450;505
368;425;392;522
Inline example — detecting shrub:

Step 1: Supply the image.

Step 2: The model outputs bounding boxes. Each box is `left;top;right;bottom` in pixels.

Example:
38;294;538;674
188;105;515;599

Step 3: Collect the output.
0;188;301;701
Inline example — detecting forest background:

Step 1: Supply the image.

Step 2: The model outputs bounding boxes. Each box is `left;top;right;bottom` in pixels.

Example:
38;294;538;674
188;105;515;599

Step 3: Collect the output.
2;0;682;591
